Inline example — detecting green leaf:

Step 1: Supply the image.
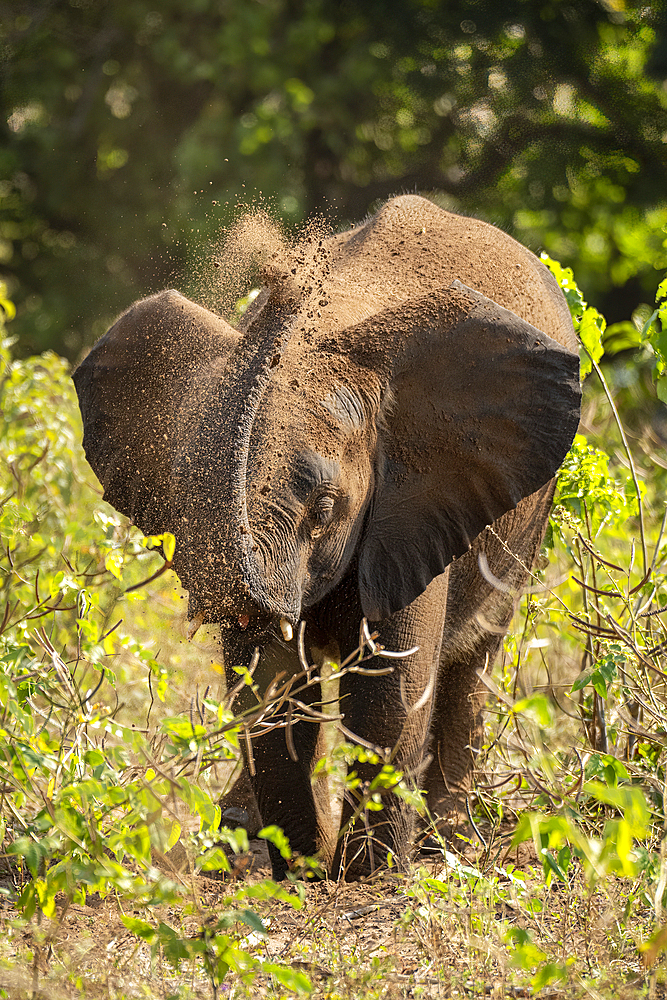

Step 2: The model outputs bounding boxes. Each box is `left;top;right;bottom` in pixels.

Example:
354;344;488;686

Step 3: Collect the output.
512;694;554;728
602;321;642;355
554;435;636;534
597;650;622;685
641;307;659;340
238;908;267;937
121;915;157;941
571;669;593;693
18;883;36;921
586;781;650;833
540;255;587;320
141;531;176;561
532;962;568;989
166;819;181;851
591;673;608;699
217;825;250;855
509;939;548;970
84;749;106;768
161;532;176;562
161;717;207;742
579;307;605;378
9;837;47;879
243;879;305;908
156;922;192;967
178;781;221;832
540;848;570;883
640;922;667;967
261;962;313;994
421;877;449;894
198;847;231;872
104;549;124;581
259;825;292;860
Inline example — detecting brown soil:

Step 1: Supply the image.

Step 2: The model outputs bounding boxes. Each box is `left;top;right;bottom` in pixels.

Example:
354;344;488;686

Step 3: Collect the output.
0;831;661;1000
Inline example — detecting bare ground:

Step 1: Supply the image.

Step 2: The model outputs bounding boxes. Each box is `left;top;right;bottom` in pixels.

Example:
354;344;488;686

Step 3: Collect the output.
0;829;664;1000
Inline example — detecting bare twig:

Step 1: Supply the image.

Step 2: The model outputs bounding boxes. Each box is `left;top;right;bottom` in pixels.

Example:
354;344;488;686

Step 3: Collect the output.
590;355;647;575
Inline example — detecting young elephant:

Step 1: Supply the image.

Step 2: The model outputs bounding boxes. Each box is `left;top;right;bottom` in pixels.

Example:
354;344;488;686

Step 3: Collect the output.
74;195;581;879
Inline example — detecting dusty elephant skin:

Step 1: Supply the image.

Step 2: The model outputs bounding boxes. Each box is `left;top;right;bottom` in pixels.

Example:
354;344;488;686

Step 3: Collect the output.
74;195;581;880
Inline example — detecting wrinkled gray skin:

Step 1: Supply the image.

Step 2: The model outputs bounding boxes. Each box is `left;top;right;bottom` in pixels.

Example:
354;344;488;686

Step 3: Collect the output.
74;196;581;880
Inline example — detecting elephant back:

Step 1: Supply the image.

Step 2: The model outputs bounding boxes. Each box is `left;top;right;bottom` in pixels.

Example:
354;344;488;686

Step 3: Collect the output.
324;195;577;353
238;196;576;360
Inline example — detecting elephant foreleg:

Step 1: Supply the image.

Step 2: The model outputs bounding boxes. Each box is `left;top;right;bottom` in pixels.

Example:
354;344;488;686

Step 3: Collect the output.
331;575;449;879
246;711;332;877
221;638;335;878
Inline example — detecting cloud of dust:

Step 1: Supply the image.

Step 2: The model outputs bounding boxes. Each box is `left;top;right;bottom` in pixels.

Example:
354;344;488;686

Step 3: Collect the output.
194;204;334;322
215;210;287;316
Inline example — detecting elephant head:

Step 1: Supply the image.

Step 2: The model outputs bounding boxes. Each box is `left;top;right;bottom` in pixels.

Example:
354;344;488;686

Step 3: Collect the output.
74;195;580;648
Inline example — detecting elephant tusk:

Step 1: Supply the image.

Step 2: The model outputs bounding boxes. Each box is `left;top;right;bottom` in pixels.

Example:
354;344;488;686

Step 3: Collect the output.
187;611;205;641
280;618;293;642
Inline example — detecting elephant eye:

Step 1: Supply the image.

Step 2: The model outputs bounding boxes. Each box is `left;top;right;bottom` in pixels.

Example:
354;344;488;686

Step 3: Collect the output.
308;492;336;528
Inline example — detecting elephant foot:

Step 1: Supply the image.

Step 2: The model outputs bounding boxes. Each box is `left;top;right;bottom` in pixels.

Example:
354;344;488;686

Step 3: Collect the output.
333;833;391;880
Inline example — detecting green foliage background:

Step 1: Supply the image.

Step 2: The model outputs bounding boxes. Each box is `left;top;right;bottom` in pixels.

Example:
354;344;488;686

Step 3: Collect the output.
2;0;667;356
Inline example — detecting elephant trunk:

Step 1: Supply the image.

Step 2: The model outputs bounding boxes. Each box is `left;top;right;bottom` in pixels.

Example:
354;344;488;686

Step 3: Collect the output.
176;313;299;627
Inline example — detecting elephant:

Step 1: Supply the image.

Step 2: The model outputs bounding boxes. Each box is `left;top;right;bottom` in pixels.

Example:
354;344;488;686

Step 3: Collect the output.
74;195;581;880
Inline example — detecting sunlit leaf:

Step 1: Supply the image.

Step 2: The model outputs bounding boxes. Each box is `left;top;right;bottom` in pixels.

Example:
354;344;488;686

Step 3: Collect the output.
259;825;292;860
104;549;124;581
121;915;157;941
579;307;605;378
602;320;642;355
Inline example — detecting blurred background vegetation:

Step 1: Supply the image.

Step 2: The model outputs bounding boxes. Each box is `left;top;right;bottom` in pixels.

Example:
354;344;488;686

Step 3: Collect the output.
1;0;666;358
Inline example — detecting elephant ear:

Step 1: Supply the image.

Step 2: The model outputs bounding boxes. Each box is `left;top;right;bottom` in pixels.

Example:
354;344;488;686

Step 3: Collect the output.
73;290;239;537
353;281;581;621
